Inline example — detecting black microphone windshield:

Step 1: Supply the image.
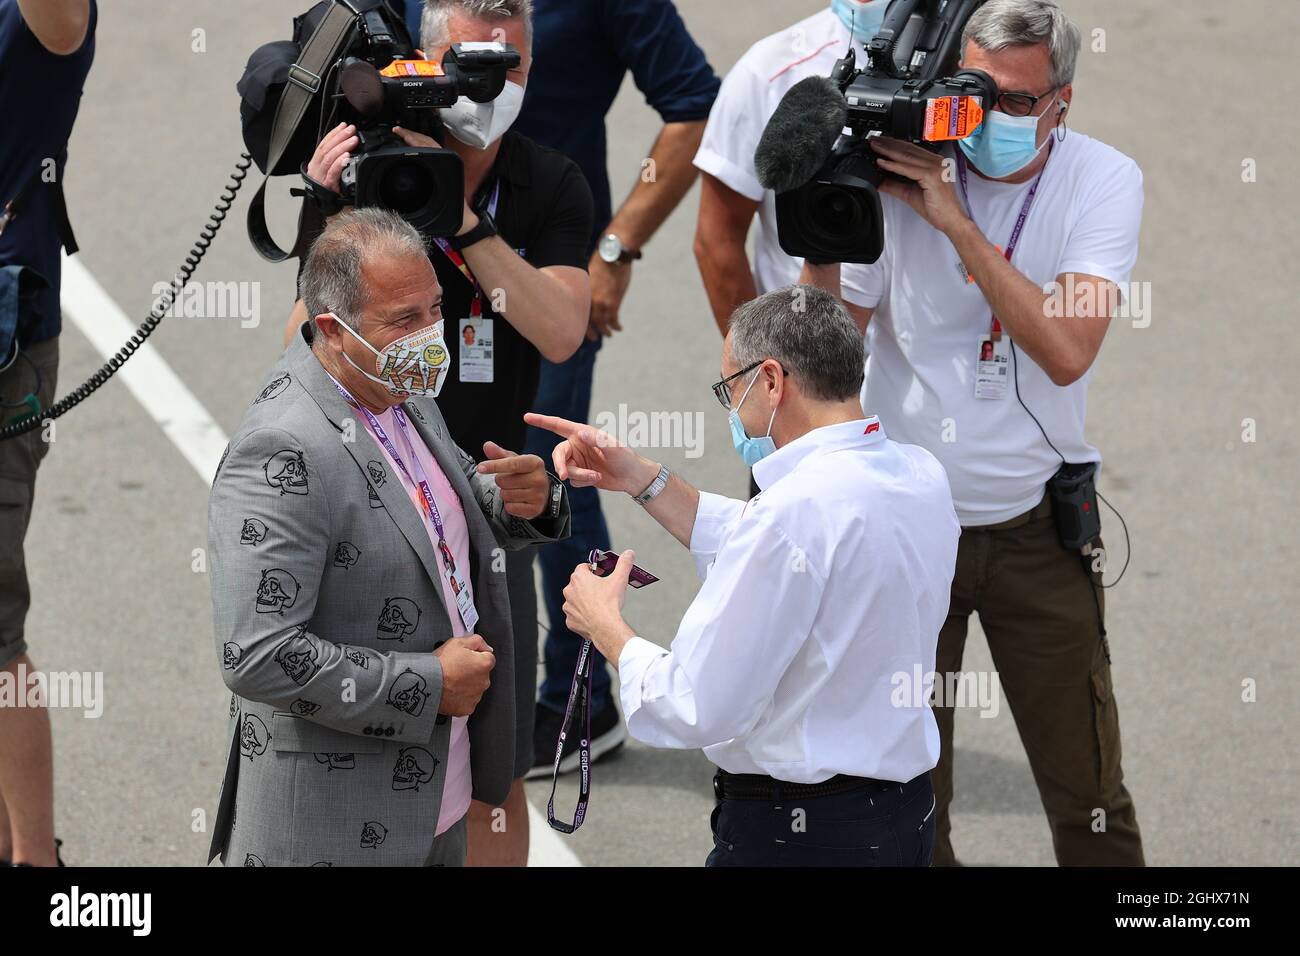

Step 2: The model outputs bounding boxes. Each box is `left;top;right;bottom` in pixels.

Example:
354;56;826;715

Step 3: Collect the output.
754;76;848;194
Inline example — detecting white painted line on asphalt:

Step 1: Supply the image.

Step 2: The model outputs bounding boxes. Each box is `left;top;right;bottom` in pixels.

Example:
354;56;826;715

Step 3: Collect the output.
59;250;582;868
59;253;229;481
523;782;583;867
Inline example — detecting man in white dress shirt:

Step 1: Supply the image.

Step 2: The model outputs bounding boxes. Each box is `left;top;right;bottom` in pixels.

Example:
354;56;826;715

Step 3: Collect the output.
527;285;960;866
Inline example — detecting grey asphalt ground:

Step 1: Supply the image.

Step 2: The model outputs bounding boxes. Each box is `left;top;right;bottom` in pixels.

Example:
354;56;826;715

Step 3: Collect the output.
17;0;1298;866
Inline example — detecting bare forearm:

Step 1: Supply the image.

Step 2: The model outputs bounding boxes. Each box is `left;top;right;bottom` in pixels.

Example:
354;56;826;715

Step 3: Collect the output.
948;220;1089;384
694;234;758;335
461;237;588;362
17;0;89;54
800;261;871;334
627;457;700;549
606;121;705;249
799;261;842;298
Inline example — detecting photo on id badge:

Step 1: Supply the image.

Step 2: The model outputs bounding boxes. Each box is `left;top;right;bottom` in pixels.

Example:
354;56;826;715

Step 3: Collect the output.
459;317;494;383
976;336;1010;399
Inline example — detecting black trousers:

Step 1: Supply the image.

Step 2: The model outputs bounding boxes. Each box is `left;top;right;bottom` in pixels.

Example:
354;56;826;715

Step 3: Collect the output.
706;771;936;867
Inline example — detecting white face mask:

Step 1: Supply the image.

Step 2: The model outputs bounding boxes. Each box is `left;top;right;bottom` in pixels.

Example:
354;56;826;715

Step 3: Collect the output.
331;313;450;398
439;80;526;150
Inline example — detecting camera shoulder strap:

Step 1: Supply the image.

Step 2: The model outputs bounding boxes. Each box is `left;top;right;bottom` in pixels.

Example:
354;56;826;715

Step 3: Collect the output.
246;0;362;262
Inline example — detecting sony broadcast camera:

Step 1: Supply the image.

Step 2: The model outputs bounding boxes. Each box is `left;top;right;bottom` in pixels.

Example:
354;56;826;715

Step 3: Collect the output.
758;0;997;264
239;0;520;257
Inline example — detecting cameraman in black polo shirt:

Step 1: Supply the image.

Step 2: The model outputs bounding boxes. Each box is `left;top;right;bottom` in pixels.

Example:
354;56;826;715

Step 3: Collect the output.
283;0;592;867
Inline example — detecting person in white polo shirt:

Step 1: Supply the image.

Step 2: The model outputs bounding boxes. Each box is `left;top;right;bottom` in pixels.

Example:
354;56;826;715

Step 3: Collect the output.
804;0;1146;865
693;0;891;333
527;285;960;867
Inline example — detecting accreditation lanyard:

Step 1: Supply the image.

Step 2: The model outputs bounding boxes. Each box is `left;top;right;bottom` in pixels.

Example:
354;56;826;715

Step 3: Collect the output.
330;376;479;632
432;181;501;318
955;142;1051;338
546;632;593;833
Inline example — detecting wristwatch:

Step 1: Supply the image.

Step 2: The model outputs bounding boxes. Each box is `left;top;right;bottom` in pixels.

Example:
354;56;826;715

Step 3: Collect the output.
598;233;642;265
546;474;565;519
632;464;670;506
451;209;499;251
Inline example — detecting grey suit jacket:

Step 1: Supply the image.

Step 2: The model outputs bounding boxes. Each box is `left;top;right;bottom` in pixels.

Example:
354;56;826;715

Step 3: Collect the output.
206;327;570;866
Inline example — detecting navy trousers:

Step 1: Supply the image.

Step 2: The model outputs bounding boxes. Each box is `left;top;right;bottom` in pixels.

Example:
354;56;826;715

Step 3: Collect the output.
706;772;937;867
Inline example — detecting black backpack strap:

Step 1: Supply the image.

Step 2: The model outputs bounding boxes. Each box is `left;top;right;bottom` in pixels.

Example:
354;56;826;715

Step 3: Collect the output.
52;178;78;256
0;153;79;256
247;0;363;262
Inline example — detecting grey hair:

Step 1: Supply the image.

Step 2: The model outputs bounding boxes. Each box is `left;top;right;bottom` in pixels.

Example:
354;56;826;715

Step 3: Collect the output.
299;207;427;335
962;0;1081;88
419;0;534;50
729;285;864;403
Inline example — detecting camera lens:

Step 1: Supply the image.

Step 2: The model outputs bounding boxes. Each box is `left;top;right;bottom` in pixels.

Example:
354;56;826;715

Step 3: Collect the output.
773;160;885;264
379;159;437;215
353;146;467;237
809;184;865;241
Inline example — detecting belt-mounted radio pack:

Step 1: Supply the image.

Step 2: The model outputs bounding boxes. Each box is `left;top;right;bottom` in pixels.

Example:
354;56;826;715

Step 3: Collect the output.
1048;460;1101;552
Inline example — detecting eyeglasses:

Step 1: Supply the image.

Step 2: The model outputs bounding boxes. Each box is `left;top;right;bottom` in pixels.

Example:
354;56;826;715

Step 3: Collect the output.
995;86;1059;118
711;359;788;410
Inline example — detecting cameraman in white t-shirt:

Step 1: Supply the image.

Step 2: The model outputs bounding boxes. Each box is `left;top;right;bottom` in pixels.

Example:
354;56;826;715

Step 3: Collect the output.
806;0;1146;866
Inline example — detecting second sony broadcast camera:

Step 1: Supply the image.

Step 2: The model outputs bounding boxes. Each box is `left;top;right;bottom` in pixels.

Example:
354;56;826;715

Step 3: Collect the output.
757;0;997;264
238;0;520;257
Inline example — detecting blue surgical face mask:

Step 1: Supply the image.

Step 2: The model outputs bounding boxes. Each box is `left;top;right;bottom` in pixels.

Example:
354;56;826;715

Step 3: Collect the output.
958;103;1054;179
832;0;890;45
728;371;778;467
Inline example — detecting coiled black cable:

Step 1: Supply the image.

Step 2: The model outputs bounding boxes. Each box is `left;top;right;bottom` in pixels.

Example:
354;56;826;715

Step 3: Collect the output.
0;152;254;441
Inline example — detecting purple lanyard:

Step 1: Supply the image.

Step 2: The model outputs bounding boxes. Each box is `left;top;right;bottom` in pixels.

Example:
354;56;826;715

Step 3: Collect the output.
329;375;470;620
955;142;1052;334
546;632;593;833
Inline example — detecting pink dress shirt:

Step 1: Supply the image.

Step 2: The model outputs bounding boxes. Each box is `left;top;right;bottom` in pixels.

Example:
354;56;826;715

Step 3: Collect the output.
362;406;473;836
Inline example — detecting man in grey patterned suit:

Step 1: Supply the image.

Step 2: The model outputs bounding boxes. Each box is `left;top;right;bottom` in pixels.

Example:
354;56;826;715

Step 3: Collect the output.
207;208;571;866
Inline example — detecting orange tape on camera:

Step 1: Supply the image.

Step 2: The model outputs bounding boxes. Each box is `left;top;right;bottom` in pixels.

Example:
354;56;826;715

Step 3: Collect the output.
380;59;445;77
922;96;984;142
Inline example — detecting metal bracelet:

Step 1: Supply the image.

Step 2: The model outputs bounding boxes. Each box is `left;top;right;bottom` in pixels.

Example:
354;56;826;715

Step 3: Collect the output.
632;464;670;506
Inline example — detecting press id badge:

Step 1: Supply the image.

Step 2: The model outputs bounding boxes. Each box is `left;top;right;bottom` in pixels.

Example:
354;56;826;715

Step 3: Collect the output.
451;571;479;630
439;539;480;630
459;317;494;384
975;335;1011;400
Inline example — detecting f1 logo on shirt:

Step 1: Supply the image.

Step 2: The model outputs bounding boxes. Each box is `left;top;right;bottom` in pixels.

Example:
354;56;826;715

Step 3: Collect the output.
864;421;881;435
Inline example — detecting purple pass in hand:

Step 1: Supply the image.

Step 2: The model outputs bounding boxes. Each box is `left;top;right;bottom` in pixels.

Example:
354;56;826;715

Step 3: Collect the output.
588;549;659;588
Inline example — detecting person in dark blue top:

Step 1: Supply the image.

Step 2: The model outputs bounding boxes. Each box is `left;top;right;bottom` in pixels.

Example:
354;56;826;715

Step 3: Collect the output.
0;0;96;868
514;0;718;780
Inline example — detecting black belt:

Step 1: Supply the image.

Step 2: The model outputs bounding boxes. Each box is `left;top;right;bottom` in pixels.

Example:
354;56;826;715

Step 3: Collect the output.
713;769;902;802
